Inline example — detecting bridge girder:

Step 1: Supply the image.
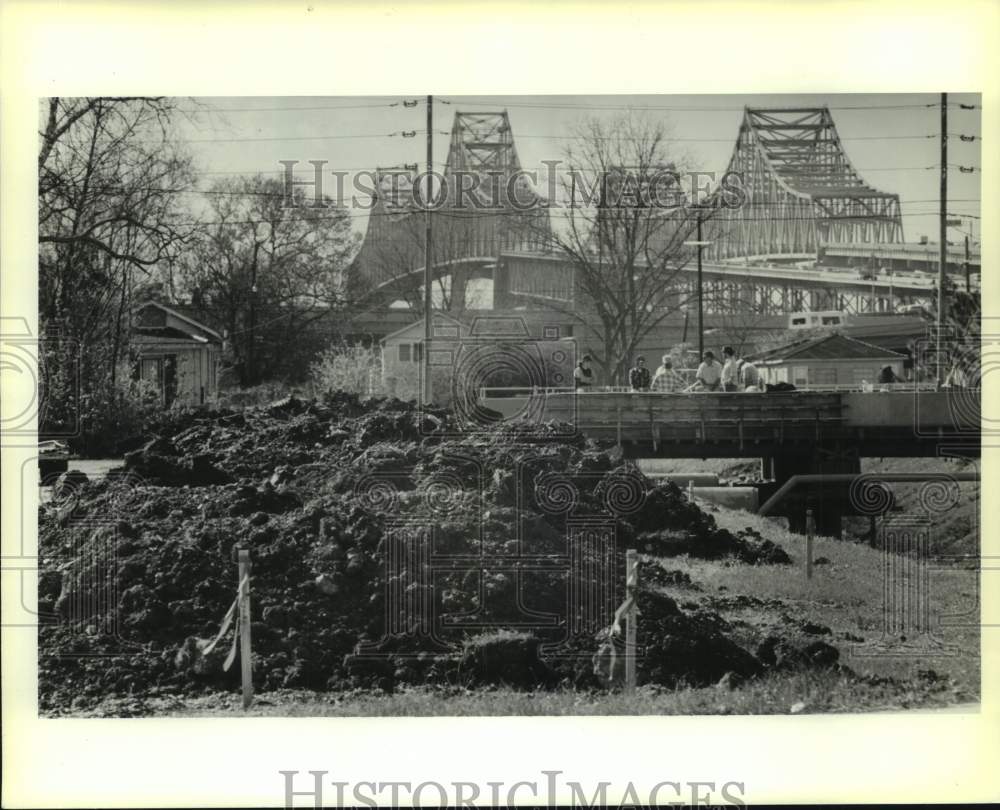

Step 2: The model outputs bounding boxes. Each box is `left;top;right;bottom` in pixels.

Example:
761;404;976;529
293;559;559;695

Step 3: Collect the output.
706;107;905;261
353;111;552;303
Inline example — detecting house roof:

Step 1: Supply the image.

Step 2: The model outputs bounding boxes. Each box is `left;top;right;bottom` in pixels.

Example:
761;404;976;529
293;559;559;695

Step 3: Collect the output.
134;325;211;344
134;301;223;341
751;332;905;364
840;317;927;350
381;312;466;344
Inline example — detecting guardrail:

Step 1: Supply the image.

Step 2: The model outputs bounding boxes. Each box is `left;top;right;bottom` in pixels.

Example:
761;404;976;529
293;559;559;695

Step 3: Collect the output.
477;381;966;398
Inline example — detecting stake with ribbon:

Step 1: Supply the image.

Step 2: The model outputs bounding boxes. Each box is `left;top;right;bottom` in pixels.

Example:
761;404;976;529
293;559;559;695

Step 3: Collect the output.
202;549;253;709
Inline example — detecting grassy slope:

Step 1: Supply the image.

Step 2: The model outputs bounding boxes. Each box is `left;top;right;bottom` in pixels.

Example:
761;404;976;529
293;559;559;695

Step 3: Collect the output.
857;457;980;557
683;503;979;692
71;498;979;718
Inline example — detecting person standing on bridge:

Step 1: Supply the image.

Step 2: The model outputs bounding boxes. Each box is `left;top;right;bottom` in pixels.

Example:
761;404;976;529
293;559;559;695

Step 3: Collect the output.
737;357;760;391
651;355;683;392
629;356;652;391
721;346;740;392
878;365;901;385
694;350;723;391
574;354;594;390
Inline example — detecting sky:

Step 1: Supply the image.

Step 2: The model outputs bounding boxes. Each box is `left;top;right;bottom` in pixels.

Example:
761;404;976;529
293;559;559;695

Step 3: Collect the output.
175;93;982;246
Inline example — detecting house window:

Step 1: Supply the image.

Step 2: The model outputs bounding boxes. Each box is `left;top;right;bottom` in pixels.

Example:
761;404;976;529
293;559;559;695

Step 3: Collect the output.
398;343;411;363
413;342;423;363
792;366;809;386
852;368;874;384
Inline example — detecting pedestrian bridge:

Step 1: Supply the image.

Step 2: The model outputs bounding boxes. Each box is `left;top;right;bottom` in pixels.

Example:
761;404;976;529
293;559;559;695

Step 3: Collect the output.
477;388;981;459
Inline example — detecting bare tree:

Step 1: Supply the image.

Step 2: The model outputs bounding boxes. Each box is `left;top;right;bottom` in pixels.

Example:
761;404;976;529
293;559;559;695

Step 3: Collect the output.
709;280;784;357
38;97;196;438
529;114;719;384
179;175;360;385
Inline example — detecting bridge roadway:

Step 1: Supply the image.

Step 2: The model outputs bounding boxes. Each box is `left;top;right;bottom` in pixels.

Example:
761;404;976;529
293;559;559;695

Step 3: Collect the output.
482;389;980;534
371;250;940;310
494;251;940;314
505;251;940;291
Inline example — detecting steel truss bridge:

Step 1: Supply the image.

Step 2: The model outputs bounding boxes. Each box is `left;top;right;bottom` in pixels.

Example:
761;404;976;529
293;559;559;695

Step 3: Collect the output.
705;107;903;260
353;107;924;316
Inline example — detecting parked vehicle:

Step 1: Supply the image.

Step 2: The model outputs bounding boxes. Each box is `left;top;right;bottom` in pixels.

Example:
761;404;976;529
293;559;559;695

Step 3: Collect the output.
788;310;845;330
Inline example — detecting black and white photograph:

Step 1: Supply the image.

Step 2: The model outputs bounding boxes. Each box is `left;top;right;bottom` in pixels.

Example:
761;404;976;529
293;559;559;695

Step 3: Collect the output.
2;2;997;808
29;90;983;719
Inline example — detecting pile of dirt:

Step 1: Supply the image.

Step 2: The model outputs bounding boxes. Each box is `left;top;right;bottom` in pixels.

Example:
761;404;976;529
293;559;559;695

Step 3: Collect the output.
38;393;805;709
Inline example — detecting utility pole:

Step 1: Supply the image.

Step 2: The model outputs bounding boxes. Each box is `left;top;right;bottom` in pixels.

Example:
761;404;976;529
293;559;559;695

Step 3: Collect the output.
964;232;971;293
683;208;711;359
936;92;947;389
248;270;257;386
423;95;434;404
696;213;704;359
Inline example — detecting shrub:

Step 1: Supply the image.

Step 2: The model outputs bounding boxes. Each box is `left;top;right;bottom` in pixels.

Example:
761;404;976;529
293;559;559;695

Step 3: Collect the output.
71;378;162;456
310;343;383;398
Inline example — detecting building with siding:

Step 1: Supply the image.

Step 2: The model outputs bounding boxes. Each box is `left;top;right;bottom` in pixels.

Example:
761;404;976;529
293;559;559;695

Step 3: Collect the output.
132;301;222;407
381;312;470;401
751;332;905;388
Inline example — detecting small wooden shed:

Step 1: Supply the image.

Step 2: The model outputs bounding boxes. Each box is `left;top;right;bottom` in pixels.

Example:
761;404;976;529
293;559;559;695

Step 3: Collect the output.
132;301;222;407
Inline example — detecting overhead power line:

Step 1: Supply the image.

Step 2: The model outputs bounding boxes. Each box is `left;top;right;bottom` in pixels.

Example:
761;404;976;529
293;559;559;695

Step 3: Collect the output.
438;98;946;112
168;131;422;144
177;100;418;114
139;204;979;226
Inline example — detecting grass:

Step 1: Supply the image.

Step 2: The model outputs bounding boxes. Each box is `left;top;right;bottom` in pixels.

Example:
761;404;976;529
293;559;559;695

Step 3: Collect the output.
687;502;980;692
69;668;976;718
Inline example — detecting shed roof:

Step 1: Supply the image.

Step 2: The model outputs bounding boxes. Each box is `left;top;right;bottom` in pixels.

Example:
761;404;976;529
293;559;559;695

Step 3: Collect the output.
134;325;211;344
382;311;467;343
134;301;223;342
751;332;905;364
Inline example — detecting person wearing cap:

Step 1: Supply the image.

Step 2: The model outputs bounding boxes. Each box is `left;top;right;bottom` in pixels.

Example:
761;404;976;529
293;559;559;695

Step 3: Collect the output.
695;350;723;391
628;355;651;391
651;354;683;392
574;354;594;389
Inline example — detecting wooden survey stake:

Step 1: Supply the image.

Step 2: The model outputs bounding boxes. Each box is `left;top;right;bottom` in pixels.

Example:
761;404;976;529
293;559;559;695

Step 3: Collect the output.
625;549;638;692
805;508;815;580
238;549;253;709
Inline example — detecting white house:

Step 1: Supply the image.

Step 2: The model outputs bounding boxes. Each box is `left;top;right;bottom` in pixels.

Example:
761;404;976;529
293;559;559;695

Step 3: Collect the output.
132;301;222;407
381;312;469;401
